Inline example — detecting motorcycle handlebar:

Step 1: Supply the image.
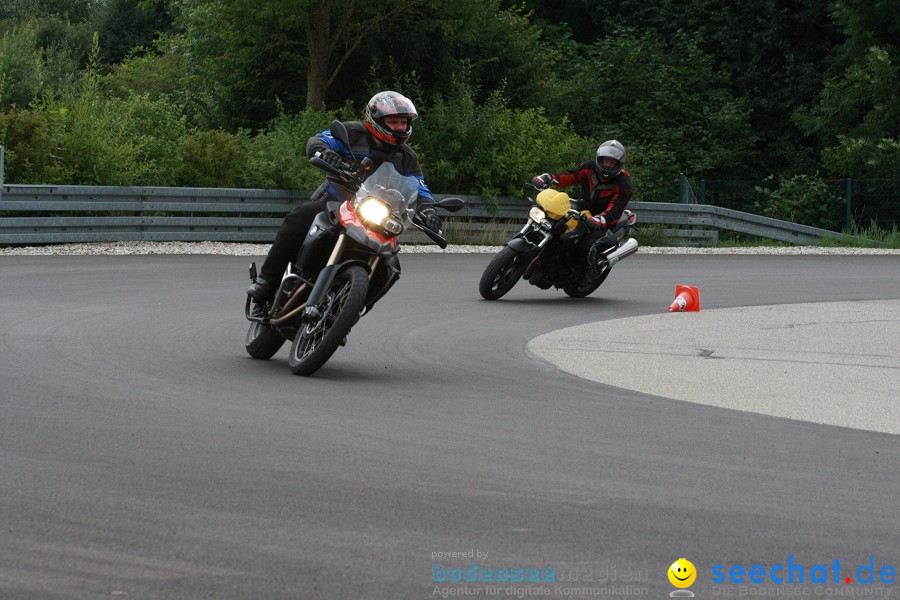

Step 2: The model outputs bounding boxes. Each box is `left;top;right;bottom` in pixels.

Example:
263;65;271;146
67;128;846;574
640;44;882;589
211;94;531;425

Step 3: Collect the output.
530;178;559;191
308;157;449;249
411;214;449;249
309;155;373;186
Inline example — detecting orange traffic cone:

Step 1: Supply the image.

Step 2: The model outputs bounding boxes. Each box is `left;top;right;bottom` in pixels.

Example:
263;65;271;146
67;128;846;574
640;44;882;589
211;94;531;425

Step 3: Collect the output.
668;284;700;312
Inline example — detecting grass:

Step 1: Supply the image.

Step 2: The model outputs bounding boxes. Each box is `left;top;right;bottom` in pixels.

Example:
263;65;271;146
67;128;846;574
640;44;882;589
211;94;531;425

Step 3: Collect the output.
630;224;671;246
716;232;792;248
652;224;899;249
840;222;900;248
442;218;522;246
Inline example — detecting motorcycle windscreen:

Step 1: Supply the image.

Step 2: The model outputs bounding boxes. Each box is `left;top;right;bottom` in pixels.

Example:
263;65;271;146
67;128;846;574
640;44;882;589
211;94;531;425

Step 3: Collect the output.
356;162;420;217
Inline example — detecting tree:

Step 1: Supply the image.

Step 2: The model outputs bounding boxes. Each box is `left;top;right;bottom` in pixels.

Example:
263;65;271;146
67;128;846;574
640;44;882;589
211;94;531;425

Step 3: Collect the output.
1;0;94;22
793;0;899;178
178;0;427;129
94;0;173;65
544;28;755;198
329;0;561;126
0;24;46;110
303;0;428;110
573;0;841;176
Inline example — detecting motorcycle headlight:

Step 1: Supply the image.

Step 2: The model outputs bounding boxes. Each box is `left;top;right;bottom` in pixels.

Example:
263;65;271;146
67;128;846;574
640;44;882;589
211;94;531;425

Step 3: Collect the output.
357;197;391;227
529;206;547;223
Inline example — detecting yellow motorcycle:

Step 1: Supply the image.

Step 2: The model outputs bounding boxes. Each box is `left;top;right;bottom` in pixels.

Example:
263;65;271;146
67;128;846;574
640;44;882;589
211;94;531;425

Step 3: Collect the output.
478;186;638;300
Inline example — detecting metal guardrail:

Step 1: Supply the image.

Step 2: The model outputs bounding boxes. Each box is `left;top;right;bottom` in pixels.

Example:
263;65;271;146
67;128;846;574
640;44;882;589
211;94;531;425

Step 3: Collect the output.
632;201;855;246
0;184;852;246
0;185;299;244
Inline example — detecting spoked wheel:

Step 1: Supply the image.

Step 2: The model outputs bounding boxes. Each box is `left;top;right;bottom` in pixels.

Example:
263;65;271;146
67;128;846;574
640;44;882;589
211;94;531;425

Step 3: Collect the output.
478;247;528;300
245;317;286;359
287;266;369;376
563;263;612;298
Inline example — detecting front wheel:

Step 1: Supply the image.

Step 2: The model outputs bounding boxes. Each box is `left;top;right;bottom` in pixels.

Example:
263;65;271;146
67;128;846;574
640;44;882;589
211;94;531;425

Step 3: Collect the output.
478;247;528;300
245;317;286;359
287;266;369;376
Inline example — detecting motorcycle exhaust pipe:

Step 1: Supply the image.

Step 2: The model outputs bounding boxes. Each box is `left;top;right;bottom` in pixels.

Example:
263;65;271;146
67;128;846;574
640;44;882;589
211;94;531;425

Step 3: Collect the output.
603;237;639;267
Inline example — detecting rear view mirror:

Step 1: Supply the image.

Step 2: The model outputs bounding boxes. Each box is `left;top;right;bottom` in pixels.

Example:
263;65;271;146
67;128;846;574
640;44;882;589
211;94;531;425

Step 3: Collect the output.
436;197;465;213
329;120;353;158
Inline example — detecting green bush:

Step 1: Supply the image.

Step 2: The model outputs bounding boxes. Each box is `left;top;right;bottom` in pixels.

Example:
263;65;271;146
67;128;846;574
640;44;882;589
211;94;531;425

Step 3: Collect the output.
0;108;69;183
0;19;83;111
626;141;680;202
237;107;353;191
824;136;900;180
0;23;45;111
102;34;215;130
754;174;843;230
414;76;591;203
176;130;244;187
40;86;187;185
556;28;755;199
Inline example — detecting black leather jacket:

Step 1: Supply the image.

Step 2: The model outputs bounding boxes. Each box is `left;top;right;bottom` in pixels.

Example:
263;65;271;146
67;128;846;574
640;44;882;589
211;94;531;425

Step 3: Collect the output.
306;121;434;205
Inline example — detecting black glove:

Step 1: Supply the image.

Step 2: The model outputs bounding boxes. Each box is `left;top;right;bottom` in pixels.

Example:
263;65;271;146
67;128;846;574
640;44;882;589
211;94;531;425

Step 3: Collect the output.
585;214;607;230
318;149;351;172
419;206;443;233
531;173;554;190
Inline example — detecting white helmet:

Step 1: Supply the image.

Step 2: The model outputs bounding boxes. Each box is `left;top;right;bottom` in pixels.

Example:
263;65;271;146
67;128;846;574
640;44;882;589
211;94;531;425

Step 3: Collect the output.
596;140;626;178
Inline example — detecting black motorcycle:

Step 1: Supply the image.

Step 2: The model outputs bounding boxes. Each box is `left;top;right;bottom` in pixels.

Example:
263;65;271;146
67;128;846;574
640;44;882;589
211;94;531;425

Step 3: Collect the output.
478;183;638;300
245;120;463;375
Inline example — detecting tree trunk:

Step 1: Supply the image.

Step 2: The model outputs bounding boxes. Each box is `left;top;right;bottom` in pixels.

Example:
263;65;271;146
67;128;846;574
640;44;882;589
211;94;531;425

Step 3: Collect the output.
305;0;406;110
306;1;331;110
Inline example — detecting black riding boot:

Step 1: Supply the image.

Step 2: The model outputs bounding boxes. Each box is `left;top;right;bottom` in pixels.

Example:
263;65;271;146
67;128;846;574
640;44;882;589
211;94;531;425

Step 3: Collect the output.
247;229;303;302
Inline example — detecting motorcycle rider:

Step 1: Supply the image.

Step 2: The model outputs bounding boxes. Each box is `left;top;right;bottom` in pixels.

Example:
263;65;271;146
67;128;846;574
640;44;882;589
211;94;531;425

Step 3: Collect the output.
247;90;441;302
531;140;632;272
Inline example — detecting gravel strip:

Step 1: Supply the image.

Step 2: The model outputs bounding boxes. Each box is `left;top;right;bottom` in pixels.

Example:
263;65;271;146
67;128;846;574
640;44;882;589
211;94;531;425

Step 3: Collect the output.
0;241;897;256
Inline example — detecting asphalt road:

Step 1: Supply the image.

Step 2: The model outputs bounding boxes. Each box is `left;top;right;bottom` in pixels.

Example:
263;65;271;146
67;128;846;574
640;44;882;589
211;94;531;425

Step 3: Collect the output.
1;253;898;599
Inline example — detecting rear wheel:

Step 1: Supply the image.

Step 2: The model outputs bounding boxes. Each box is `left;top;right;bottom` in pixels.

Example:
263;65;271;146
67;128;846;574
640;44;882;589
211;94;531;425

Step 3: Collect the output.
287;266;369;376
478;247;528;300
563;264;611;298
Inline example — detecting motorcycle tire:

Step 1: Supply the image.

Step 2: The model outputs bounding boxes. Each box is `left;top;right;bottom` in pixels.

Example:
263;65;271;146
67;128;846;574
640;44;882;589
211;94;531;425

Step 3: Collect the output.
563;264;612;298
288;265;369;376
245;320;286;359
478;247;527;300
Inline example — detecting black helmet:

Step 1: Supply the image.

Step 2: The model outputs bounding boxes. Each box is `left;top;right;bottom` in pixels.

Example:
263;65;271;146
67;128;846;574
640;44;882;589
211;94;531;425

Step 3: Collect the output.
365;91;418;147
595;140;626;178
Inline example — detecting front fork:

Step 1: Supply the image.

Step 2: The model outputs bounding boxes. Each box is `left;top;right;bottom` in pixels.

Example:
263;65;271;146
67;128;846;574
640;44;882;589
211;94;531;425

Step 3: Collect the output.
293;233;381;324
508;222;552;280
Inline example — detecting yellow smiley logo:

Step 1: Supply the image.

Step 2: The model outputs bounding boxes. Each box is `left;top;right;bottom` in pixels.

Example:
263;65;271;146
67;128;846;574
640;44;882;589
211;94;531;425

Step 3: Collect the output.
668;558;696;588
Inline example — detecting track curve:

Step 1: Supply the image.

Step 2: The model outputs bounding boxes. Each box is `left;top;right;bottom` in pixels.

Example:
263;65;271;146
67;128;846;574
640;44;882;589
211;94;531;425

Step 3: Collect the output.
1;253;898;599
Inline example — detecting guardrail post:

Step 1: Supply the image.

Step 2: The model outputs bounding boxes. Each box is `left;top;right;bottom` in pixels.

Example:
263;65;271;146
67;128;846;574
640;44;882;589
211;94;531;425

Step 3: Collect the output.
700;179;706;205
845;178;852;230
678;172;686;203
1;145;5;202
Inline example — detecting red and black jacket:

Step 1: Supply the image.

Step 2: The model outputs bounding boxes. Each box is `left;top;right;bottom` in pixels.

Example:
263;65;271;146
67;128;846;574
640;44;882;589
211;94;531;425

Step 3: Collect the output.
552;161;632;227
